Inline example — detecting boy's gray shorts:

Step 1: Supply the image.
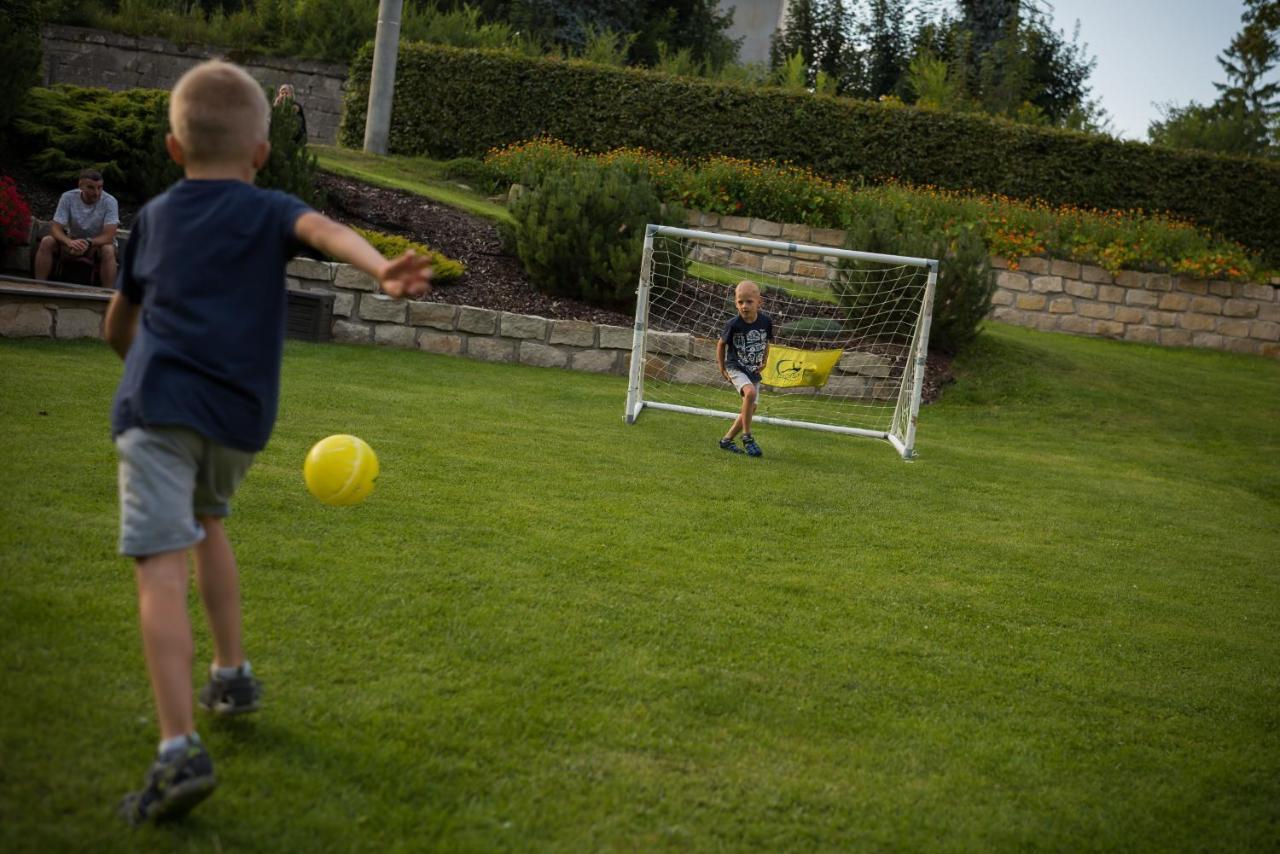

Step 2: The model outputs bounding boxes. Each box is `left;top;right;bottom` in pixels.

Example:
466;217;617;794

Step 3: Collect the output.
116;426;255;558
726;367;761;396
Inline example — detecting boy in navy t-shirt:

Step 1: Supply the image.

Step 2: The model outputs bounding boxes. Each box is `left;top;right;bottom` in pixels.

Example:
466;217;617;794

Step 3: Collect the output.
716;280;772;457
104;60;432;825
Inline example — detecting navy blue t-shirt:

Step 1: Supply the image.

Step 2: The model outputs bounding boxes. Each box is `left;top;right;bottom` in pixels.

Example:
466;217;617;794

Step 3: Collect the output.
111;180;312;452
720;312;773;380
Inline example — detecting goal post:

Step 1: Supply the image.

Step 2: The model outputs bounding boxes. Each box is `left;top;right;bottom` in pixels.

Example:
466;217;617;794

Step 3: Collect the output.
625;224;938;460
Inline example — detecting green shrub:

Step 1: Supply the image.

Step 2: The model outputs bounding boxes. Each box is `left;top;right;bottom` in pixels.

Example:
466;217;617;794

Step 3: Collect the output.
341;42;1280;262
928;225;997;355
0;0;42;140
441;157;498;193
350;226;465;285
13;85;322;206
262;99;322;207
507;160;677;309
836;209;994;355
13;86;180;200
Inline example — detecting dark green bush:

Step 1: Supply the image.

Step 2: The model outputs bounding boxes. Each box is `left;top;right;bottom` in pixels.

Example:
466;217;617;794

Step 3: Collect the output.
13;85;321;205
341;42;1280;261
928;225;997;355
14;86;180;200
263;99;322;206
508;160;679;309
441;157;498;192
0;0;42;141
836;210;994;355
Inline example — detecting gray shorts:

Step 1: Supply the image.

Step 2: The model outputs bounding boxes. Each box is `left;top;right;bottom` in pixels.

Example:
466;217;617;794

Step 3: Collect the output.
116;426;255;558
726;367;761;396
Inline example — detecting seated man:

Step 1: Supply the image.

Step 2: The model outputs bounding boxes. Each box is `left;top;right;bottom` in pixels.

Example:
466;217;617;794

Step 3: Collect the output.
34;168;120;286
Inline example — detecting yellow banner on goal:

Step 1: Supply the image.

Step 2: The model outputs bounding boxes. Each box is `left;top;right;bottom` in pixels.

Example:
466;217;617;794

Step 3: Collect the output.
761;345;843;388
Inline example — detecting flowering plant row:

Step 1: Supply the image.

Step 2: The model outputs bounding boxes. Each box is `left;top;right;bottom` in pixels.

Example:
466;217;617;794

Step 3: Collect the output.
486;139;1269;282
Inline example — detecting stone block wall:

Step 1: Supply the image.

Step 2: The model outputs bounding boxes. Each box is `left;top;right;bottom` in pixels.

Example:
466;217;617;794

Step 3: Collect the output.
987;258;1280;357
39;25;348;144
0;282;110;339
683;210;849;291
286;259;636;374
686;211;1280;359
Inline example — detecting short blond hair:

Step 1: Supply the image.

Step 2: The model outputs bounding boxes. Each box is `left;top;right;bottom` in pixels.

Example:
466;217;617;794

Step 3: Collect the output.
169;60;269;166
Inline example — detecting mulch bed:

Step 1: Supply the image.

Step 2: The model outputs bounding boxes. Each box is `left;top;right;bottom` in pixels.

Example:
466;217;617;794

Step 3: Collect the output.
315;173;634;326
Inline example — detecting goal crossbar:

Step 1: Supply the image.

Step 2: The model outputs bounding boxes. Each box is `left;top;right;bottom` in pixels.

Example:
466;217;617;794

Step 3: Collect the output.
648;224;937;270
625;225;938;460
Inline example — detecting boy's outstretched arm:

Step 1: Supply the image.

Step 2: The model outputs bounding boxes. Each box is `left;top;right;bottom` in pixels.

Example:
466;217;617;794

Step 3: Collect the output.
294;212;432;299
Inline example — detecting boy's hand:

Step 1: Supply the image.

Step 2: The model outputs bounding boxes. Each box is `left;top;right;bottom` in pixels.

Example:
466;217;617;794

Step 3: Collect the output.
380;250;433;299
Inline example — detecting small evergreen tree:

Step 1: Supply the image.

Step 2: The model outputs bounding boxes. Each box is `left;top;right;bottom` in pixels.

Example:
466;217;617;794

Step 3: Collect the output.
508;160;679;309
836;209;994;355
260;98;322;205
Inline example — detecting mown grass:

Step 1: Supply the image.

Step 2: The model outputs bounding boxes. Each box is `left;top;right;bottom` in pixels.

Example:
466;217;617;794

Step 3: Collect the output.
1;325;1277;851
312;144;513;224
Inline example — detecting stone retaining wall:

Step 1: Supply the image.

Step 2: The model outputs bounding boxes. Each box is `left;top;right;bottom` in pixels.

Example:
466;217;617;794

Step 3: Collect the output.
39;24;347;144
284;258;635;374
687;211;1280;359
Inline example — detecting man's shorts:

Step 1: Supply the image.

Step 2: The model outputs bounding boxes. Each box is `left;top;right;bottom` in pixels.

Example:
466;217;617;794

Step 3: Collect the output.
116;427;255;558
726;367;761;396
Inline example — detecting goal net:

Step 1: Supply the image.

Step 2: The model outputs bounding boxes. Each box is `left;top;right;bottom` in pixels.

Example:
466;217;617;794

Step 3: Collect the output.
624;225;938;459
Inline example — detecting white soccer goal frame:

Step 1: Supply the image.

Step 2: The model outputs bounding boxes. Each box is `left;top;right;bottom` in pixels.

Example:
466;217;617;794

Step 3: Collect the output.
624;224;939;460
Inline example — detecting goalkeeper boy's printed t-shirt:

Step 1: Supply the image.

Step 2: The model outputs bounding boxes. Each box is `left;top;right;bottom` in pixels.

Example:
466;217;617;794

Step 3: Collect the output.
721;312;773;380
110;180;312;452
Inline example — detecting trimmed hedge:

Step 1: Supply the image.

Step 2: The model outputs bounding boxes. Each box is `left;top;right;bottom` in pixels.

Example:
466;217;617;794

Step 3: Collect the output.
340;43;1280;260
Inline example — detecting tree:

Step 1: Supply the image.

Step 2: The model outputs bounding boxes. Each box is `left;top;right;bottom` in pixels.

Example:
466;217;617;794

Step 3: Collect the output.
1149;99;1270;156
863;0;910;99
770;0;823;81
899;1;1097;127
449;1;739;69
1214;0;1280;117
1149;1;1278;157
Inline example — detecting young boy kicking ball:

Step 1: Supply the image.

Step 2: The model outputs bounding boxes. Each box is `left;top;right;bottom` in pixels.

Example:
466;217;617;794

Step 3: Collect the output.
716;280;772;457
105;59;432;825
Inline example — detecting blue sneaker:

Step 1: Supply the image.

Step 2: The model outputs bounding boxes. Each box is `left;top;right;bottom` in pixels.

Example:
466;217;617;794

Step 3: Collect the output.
742;434;763;457
719;438;745;454
119;739;217;825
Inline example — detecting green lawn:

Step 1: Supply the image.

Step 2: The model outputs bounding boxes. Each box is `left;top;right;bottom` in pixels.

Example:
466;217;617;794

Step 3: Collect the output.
312;144;513;224
1;325;1277;851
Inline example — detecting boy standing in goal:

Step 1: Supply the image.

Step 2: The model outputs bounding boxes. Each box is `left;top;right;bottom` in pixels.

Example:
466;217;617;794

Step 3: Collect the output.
104;60;432;825
716;280;773;457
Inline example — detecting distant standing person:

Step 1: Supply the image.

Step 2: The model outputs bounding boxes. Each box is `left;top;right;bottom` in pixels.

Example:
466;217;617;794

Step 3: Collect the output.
273;83;307;144
34;168;120;286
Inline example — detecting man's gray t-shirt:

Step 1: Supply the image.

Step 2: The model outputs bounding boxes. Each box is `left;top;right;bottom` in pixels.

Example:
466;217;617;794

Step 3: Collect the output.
53;189;120;239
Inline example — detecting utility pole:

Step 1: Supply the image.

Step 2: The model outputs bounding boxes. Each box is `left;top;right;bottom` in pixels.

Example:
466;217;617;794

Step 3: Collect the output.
363;0;403;154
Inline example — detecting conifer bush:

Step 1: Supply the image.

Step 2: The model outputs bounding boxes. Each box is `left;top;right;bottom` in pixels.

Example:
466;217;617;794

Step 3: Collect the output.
262;99;323;207
12;85;321;205
507;160;679;309
836;208;994;355
13;86;180;199
0;0;42;139
350;226;465;285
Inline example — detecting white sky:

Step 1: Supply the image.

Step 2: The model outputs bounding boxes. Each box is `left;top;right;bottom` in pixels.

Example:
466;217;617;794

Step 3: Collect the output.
1042;0;1259;139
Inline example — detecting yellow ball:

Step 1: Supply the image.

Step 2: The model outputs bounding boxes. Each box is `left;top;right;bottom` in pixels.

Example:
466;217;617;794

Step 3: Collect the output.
303;434;379;506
